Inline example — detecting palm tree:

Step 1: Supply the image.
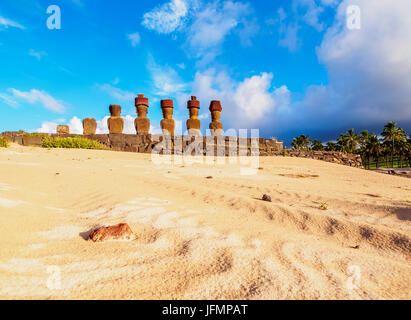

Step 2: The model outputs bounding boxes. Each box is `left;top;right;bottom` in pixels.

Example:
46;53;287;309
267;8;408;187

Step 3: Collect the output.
363;135;382;168
359;130;372;149
407;134;411;167
325;141;339;152
381;122;407;167
337;134;349;153
291;135;311;150
397;139;409;168
345;128;360;153
311;139;324;151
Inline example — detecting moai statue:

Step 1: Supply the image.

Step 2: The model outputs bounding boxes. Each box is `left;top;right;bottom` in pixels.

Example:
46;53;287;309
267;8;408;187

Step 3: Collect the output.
57;125;69;135
83;118;97;135
209;100;223;136
160;99;175;136
187;96;201;136
107;104;124;134
134;94;150;135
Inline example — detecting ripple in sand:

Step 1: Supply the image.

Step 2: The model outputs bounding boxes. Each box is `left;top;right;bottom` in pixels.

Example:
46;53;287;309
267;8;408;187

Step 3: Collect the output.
0;197;22;207
38;226;84;240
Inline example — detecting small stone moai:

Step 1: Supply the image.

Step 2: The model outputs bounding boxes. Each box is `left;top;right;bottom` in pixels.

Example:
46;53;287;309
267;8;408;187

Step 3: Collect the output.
160;99;175;136
187;96;201;135
57;125;69;135
82;118;97;135
107;104;124;134
134;94;150;135
209;100;223;136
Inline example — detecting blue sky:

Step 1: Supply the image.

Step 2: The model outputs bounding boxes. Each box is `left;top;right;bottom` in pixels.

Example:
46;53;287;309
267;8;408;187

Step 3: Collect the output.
1;0;410;144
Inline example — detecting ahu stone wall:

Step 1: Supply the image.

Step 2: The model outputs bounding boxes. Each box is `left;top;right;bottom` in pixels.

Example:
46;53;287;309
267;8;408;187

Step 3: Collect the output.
1;131;363;168
0;132;284;157
286;150;363;168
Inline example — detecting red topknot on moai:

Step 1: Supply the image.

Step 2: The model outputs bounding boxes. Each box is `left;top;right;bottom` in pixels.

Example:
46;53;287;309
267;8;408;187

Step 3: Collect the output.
187;96;201;135
209;100;223;136
160;99;175;136
134;94;150;135
107;104;124;134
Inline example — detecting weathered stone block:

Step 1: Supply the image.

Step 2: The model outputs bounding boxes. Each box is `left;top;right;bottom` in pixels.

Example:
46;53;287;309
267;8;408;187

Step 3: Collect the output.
187;119;201;135
135;117;150;135
187;96;201;135
108;117;124;134
109;133;125;150
83;118;97;135
57;125;69;134
161;100;175;136
108;104;124;134
22;136;43;146
135;95;150;135
161;119;175;136
209;100;223;136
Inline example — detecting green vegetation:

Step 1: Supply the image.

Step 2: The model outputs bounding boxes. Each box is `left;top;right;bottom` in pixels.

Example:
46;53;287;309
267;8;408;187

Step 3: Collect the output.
42;137;107;150
0;136;9;148
312;200;328;210
291;134;311;150
291;122;411;169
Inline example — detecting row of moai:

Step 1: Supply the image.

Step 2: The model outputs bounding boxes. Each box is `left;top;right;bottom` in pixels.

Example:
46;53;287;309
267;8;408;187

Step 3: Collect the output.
80;94;223;136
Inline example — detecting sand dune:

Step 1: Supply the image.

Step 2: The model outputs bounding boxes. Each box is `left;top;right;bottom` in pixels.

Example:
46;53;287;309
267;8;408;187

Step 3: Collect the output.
0;143;410;299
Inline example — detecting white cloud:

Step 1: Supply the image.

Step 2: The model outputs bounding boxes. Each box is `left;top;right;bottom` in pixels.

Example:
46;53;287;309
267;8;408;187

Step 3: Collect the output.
292;0;326;32
198;113;209;120
29;49;48;61
186;1;251;62
97;84;135;101
127;32;141;47
191;69;290;132
3;89;66;113
148;55;187;96
278;23;301;52
36;117;83;134
274;0;339;52
142;0;189;34
0;93;18;107
278;0;411;141
142;0;256;63
317;0;411;122
177;63;186;69
68;116;83;134
0;16;25;29
36;121;58;134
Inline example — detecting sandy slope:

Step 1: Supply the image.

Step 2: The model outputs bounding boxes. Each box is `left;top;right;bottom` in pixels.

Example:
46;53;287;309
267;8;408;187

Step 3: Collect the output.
0;143;410;300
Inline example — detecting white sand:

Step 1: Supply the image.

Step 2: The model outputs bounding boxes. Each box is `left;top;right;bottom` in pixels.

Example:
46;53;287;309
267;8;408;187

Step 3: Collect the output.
0;143;410;299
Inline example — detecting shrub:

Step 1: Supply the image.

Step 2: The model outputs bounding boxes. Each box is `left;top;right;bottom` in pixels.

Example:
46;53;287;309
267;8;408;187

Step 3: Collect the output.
42;137;107;150
0;136;9;148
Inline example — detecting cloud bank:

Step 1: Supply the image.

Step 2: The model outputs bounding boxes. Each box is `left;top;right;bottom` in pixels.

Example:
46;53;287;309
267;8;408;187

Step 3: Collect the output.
277;0;411;141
